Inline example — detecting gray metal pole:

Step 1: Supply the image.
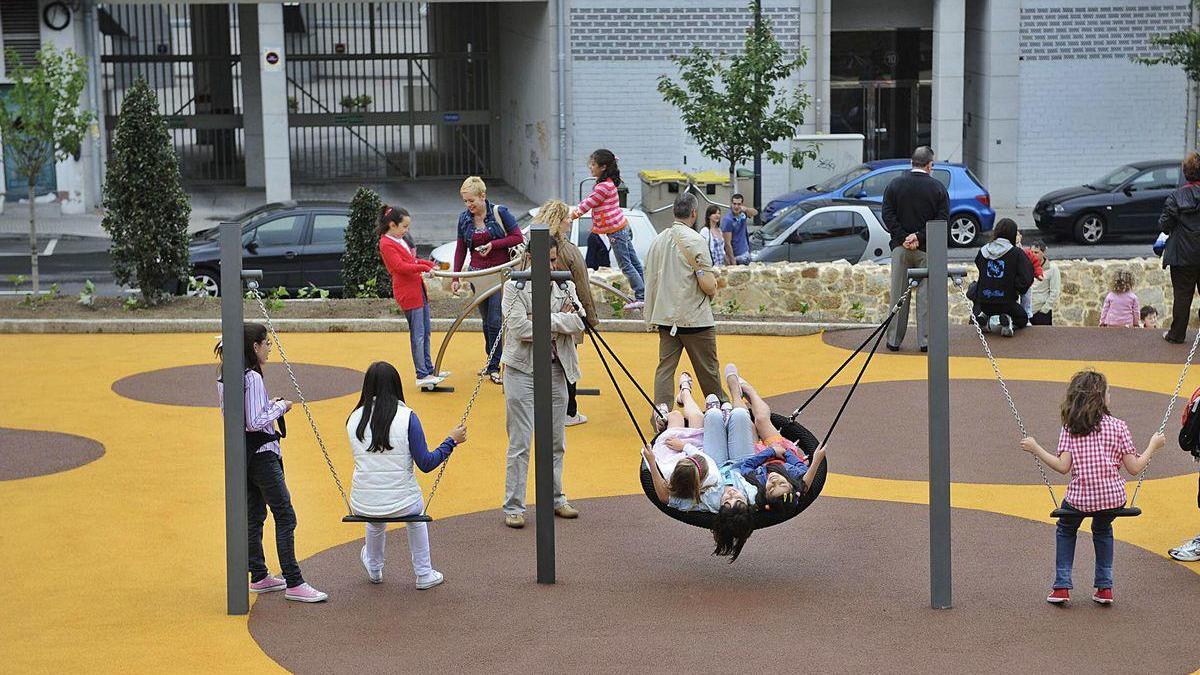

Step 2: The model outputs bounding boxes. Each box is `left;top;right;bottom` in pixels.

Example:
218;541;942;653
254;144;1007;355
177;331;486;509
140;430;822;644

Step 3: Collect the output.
530;223;556;584
220;222;249;615
926;219;952;609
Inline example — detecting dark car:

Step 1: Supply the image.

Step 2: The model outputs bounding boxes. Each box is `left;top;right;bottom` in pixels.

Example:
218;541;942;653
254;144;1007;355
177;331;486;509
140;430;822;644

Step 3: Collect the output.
186;201;351;296
1032;160;1182;244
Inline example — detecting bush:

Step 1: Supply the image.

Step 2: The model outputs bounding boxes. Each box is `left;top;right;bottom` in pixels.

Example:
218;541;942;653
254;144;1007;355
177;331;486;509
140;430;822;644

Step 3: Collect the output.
101;77;191;306
341;187;388;297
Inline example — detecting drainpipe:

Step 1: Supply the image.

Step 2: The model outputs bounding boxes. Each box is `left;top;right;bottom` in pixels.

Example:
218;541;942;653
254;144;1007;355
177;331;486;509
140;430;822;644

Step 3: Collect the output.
1190;1;1199;152
557;0;570;199
82;0;106;209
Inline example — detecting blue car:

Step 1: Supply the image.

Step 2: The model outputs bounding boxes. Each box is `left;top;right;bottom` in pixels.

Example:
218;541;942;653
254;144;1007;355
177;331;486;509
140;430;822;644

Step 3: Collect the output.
762;160;996;247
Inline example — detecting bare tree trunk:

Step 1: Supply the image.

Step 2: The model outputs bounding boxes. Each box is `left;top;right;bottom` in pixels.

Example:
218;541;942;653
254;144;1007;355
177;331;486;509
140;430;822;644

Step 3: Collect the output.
28;181;38;295
729;161;737;203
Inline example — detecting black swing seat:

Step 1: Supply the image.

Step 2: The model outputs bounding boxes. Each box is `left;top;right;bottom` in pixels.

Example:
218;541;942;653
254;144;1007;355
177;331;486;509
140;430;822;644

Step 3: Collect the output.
342;514;433;524
640;413;827;530
1049;505;1141;519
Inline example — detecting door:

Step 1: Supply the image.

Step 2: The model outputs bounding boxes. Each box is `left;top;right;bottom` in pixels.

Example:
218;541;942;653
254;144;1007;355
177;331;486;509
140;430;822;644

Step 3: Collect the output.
244;214;307;288
786;209;869;263
1114;166;1182;235
300;211;351;292
873;85;915;160
830;83;922;161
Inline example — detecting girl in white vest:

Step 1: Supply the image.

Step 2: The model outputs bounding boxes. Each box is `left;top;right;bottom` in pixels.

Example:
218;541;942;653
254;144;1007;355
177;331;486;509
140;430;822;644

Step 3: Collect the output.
347;361;467;589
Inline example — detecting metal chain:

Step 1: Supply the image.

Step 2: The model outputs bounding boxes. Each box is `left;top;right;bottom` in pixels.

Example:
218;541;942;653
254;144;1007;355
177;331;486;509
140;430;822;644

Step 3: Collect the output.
952;280;1060;508
1130;319;1200;506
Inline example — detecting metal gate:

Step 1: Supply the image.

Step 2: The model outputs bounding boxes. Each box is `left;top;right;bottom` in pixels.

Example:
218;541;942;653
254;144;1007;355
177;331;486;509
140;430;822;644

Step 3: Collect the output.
99;3;245;185
284;2;493;182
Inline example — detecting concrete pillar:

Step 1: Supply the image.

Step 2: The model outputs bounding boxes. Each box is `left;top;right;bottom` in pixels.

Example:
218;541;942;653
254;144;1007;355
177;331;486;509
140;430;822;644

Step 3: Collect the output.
257;3;290;202
932;0;965;162
965;0;1019;207
238;4;265;189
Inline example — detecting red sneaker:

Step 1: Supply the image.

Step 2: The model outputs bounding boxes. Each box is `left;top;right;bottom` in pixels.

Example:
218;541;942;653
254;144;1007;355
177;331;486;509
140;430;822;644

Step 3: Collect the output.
1092;588;1113;605
1046;588;1070;604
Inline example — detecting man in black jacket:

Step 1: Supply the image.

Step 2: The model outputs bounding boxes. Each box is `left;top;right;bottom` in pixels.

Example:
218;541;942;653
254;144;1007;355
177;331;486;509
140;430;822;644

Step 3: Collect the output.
881;146;950;352
1160;153;1200;344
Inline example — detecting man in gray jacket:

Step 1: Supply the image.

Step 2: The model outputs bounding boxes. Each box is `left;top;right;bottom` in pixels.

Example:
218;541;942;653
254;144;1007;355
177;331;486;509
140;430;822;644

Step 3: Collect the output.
499;241;586;529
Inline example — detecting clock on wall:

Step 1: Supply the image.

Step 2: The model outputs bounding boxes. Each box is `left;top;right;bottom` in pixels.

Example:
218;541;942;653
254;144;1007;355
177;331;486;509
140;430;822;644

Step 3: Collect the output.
43;2;72;31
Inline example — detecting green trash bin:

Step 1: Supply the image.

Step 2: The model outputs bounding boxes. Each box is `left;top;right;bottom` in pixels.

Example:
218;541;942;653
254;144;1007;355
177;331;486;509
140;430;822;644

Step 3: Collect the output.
639;169;688;232
736;168;757;206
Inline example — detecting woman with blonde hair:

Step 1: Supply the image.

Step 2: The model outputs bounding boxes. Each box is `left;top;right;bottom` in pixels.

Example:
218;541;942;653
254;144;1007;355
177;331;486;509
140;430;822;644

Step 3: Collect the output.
535;200;598;426
451;176;524;383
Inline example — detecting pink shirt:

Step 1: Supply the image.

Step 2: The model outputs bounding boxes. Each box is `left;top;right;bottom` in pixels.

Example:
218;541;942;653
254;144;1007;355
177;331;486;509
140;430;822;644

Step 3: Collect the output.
576;179;627;235
1056;415;1138;512
1100;291;1139;327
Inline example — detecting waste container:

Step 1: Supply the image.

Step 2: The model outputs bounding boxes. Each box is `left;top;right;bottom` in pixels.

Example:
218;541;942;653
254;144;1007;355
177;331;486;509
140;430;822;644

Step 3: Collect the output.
639;169;688;232
578;177;629;207
687;170;734;211
736;168;757;207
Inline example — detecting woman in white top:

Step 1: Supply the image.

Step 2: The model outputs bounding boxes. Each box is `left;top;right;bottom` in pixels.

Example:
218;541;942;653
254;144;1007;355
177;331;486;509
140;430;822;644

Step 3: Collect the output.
347;361;467;589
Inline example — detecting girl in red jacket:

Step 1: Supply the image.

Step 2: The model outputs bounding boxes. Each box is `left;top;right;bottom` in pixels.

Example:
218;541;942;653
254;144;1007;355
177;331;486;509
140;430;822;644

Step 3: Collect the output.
379;205;448;389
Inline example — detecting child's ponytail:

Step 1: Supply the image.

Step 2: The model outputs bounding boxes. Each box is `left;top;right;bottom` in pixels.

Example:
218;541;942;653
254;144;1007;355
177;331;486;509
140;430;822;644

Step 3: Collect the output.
214;323;270;375
591;148;621;187
375;204;410;238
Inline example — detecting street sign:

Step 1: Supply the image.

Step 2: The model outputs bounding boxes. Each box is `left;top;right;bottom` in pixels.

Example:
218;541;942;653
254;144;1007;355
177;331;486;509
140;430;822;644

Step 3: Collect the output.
262;48;282;72
333;113;365;126
442;112;460;123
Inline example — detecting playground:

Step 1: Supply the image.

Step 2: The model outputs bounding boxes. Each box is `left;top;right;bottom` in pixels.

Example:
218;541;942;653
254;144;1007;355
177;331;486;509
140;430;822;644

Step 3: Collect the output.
2;322;1199;673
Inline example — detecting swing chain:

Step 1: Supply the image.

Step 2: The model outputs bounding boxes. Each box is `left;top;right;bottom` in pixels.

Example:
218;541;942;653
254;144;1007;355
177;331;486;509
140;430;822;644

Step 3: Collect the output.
248;285;352;513
1130;318;1200;506
953;279;1060;508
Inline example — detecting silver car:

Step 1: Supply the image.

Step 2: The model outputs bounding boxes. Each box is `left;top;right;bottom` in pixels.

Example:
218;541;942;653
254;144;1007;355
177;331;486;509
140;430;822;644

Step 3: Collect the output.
748;199;891;265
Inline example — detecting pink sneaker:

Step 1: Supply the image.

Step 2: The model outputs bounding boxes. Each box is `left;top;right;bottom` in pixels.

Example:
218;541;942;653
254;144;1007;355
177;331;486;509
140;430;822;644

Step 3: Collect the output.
284;583;328;603
249;575;286;593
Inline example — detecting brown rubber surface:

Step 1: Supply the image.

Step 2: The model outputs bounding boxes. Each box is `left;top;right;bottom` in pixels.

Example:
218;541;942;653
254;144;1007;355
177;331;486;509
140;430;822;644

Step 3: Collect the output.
823;324;1190;363
248;496;1199;674
0;427;104;480
110;363;363;407
764;380;1198;483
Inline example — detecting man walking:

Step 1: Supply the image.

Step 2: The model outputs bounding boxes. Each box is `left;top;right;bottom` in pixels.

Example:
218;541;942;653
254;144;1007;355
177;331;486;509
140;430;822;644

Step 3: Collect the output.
882;146;949;352
644;193;724;423
721;193;759;265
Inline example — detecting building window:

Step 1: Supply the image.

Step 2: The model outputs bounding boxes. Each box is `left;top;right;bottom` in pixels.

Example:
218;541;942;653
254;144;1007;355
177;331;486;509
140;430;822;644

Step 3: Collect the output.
1;0;41;73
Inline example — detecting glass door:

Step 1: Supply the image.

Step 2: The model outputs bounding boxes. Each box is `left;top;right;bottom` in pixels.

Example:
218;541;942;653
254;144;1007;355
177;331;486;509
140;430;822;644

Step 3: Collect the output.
831;82;923;161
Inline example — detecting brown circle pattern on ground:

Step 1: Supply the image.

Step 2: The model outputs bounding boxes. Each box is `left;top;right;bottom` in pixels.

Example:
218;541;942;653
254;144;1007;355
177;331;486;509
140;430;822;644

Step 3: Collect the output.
823;324;1192;363
0;428;104;480
765;380;1197;483
249;495;1200;674
111;363;363;408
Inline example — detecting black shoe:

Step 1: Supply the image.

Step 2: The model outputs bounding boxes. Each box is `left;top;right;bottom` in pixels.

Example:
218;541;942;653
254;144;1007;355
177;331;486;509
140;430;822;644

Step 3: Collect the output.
1164;331;1186;344
886;343;901;352
920;345;928;353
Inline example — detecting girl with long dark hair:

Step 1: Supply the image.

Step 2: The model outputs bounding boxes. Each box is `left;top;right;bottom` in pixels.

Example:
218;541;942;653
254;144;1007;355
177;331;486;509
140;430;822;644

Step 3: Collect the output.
572;149;645;309
378;204;448;389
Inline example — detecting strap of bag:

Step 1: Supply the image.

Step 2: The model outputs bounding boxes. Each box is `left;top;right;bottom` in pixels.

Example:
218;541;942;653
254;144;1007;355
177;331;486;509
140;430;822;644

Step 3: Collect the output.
670;224;702;271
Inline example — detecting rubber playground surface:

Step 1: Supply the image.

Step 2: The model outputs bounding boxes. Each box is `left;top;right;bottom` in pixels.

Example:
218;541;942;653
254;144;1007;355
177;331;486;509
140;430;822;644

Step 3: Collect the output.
2;326;1199;673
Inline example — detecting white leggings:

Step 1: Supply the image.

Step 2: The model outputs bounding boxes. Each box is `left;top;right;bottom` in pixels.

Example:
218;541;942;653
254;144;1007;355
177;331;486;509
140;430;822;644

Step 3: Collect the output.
363;498;433;580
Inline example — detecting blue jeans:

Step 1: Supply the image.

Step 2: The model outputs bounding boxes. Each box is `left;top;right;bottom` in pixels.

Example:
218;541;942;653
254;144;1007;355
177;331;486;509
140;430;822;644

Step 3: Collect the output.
702;408;755;464
609;227;645;301
1053;501;1115;590
404;300;434;379
247;451;304;588
472;282;504;373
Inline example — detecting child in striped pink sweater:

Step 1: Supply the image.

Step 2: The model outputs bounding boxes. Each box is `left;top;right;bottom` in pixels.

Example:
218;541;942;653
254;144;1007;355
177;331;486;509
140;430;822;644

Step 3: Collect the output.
572;149;644;308
1099;270;1140;327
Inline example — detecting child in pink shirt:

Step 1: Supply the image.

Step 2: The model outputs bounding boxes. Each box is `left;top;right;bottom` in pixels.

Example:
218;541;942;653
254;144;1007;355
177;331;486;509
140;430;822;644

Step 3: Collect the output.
1099;270;1140;327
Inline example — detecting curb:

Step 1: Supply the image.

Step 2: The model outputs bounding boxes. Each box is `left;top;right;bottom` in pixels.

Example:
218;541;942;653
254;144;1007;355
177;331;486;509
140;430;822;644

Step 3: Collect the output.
0;316;870;336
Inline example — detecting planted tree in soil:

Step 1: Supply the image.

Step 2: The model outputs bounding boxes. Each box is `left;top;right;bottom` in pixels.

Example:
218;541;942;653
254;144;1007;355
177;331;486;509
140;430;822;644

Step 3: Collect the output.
0;46;93;295
101;77;191;306
342;187;389;297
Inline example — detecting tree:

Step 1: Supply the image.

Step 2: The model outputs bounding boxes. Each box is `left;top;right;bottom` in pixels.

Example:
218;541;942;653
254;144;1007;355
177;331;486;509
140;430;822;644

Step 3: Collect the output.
100;77;191;306
0;46;93;295
342;187;388;297
1135;3;1200;148
657;0;817;194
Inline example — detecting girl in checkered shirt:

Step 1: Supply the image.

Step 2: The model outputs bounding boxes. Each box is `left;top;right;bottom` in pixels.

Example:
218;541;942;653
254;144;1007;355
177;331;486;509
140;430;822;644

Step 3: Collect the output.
1019;370;1166;605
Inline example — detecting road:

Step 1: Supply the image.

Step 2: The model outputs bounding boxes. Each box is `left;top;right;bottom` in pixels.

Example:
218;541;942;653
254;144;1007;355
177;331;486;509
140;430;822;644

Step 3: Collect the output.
0;233;1158;298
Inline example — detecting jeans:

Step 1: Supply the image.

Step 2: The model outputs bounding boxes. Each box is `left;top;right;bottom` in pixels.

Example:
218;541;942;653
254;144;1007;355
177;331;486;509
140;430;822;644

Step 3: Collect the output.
472;281;504;373
404;299;434;379
609;227;645;301
1053;501;1115;590
247;451;304;588
1021;290;1033;318
889;246;928;348
702;408;756;464
363;498;432;581
734;252;751;265
503;364;568;515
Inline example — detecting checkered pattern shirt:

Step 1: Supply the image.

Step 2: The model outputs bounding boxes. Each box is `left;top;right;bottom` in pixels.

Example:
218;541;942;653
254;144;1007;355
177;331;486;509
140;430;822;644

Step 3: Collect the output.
1056;415;1138;512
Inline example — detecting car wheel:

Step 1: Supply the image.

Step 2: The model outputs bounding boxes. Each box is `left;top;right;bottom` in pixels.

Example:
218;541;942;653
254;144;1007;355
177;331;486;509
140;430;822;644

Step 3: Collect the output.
949;214;979;247
1072;213;1105;245
188;268;220;297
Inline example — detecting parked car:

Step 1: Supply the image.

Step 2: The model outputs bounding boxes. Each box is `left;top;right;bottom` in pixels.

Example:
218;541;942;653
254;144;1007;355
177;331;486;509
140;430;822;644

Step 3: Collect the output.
429;207;657;270
761;160;995;247
748;199;892;265
1032;160;1182;244
186;201;351;296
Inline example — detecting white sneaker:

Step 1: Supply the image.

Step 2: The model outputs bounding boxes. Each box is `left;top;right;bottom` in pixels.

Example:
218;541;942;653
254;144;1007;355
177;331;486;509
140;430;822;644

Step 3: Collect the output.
705;394;721;412
565;413;588;426
437;371;451;379
1169;536;1200;562
986;315;1001;334
416;570;444;590
360;545;383;584
416;375;442;389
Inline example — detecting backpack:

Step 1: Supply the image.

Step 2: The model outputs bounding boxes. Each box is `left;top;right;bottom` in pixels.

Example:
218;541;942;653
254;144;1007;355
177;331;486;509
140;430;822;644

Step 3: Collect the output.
1178;385;1200;459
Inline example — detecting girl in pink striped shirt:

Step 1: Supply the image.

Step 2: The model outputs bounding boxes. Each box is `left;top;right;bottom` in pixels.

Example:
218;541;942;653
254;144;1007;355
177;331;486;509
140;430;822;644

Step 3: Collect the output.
572;149;644;308
1099;270;1140;327
1019;370;1165;605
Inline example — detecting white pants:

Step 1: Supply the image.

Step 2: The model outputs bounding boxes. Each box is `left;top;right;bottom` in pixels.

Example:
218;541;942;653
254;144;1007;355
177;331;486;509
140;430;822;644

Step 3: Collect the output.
503;364;568;515
363;498;432;580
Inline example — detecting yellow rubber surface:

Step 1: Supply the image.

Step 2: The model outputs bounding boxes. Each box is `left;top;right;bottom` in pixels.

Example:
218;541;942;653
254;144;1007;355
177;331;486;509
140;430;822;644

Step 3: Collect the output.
1;331;1197;672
